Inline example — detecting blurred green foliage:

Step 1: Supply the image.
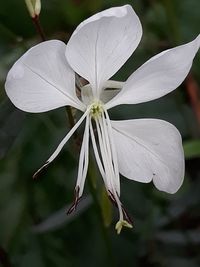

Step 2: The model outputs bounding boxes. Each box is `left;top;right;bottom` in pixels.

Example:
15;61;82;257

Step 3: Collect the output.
0;0;200;267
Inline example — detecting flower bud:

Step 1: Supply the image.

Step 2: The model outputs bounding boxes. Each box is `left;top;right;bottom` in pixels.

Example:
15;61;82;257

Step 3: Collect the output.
25;0;41;18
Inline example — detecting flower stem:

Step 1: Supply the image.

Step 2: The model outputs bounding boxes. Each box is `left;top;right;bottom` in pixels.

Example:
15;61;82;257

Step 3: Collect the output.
32;15;46;42
87;157;115;267
185;74;200;132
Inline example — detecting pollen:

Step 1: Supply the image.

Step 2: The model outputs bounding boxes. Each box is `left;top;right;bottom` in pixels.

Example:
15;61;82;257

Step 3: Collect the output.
90;101;104;119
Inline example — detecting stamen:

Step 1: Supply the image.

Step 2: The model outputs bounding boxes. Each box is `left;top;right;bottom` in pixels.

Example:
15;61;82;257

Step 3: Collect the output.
33;108;90;179
66;186;81;214
100;116;120;193
89;102;133;233
75;115;90;197
108;190;117;206
95;118;113;190
99;116;112;164
89;119;106;179
108;190;123;220
121;206;133;225
108;190;133;234
33;161;49;179
104;110;120;194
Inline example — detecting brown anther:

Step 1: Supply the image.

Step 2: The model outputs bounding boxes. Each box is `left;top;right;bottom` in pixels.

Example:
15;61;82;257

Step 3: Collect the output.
108;190;133;225
122;206;133;225
66;186;81;214
108;190;117;207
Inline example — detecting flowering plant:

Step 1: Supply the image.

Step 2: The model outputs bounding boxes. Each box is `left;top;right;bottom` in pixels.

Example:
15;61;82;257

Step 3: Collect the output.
5;5;200;233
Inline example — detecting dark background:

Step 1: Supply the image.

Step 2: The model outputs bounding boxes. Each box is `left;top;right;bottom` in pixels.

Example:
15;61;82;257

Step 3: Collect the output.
0;0;200;266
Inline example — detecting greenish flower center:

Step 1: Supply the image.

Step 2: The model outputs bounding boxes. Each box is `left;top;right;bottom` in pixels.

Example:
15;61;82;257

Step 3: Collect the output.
90;101;104;119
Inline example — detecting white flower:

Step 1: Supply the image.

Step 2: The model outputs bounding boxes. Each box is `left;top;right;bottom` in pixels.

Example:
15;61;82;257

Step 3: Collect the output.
5;5;200;233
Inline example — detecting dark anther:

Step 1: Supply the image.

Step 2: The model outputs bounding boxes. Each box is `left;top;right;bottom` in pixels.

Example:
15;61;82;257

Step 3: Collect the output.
108;190;133;225
122;205;133;225
66;186;82;214
108;190;117;207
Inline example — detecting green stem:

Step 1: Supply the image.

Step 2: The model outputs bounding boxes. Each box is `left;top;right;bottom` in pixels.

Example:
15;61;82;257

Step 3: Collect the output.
87;158;115;267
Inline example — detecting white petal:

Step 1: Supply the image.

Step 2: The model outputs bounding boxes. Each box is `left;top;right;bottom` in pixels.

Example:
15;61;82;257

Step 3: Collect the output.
103;80;125;90
65;5;142;97
5;40;85;113
100;80;124;103
111;119;185;194
100;89;120;104
106;35;200;109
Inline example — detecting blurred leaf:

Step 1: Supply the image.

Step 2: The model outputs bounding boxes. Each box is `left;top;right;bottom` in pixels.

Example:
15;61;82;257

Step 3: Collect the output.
0;101;25;159
0;193;25;245
0;0;34;37
32;196;92;233
19;250;45;267
166;258;199;267
179;0;200;39
183;139;200;159
156;229;200;245
145;2;169;40
156;179;200;228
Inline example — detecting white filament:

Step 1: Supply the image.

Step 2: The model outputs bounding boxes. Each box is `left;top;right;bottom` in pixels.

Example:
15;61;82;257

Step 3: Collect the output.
90;110;124;222
89;119;106;180
76;115;90;196
36;108;90;174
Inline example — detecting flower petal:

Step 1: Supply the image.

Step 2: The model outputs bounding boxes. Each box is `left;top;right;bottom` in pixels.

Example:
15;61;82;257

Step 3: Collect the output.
100;80;124;103
5;40;85;113
111;119;185;194
106;35;200;109
65;5;142;97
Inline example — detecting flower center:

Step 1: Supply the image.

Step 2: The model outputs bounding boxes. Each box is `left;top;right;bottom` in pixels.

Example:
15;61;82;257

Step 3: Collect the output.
90;101;104;119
